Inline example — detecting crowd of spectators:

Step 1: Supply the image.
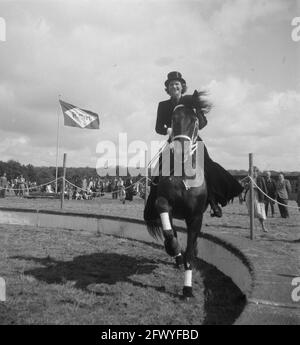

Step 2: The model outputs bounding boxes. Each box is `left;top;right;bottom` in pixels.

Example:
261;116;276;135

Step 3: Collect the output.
0;173;143;201
67;176;140;202
239;170;300;233
0;173;39;198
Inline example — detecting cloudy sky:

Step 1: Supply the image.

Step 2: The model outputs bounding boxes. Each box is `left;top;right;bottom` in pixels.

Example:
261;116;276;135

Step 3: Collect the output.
0;0;299;171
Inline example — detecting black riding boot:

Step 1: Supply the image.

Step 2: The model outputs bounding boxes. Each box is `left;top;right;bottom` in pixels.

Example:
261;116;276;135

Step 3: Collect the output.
205;169;222;218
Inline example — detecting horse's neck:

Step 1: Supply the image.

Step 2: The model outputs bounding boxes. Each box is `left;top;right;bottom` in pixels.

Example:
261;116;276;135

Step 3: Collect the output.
158;148;200;180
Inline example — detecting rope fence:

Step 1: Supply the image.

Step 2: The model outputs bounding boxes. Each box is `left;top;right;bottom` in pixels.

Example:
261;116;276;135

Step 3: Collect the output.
0;177;63;191
249;176;300;210
0;176;148;195
64;176;147;195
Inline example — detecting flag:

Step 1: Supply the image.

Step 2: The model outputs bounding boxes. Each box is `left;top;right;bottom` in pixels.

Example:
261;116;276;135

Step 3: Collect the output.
59;100;100;129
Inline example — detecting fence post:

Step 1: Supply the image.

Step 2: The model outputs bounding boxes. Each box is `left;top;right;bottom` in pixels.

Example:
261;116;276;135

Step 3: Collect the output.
60;153;67;209
249;153;254;240
145;149;148;206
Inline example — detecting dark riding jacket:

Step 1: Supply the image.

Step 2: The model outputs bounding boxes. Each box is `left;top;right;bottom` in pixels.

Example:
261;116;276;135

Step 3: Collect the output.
155;97;207;136
264;177;277;199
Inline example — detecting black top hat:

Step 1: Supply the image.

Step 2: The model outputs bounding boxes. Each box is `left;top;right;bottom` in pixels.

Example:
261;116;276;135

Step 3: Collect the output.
164;71;186;87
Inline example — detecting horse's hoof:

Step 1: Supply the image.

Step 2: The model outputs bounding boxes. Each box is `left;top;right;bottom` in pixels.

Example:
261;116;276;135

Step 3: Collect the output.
181;295;192;302
182;286;194;299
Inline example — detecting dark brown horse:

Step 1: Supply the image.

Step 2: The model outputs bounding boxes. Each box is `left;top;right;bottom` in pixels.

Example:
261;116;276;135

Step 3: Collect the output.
144;104;208;298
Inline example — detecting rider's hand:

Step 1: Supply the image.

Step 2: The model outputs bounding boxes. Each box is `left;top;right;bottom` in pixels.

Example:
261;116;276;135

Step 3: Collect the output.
167;127;172;136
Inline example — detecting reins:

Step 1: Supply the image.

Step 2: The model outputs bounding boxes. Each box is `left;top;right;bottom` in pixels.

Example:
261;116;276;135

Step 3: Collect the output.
170;105;199;159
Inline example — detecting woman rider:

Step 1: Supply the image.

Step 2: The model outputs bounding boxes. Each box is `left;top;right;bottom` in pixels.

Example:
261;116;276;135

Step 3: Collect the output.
146;71;243;218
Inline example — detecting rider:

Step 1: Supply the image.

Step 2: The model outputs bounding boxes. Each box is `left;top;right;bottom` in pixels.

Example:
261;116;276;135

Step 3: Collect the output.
147;71;243;217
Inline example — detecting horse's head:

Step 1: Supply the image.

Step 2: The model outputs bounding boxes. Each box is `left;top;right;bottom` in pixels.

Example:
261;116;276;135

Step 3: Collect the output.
171;104;199;145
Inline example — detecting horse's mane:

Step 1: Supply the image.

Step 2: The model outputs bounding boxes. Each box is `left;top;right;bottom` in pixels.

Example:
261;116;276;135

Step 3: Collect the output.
181;90;213;115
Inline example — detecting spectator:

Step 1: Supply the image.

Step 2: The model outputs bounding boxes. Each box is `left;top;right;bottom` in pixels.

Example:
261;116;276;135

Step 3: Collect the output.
112;178;118;199
100;179;104;196
238;179;245;205
117;177;124;196
0;172;8;198
264;171;277;217
24;181;30;197
19;175;25;197
14;177;20;196
88;178;94;194
276;173;291;218
125;177;134;201
73;188;82;200
245;167;268;232
66;185;73;200
82;177;88;192
105;180;111;193
46;184;54;193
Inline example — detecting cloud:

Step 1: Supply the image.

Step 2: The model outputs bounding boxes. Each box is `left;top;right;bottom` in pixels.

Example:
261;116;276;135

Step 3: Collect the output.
209;0;288;45
201;77;300;170
0;0;298;171
155;57;175;67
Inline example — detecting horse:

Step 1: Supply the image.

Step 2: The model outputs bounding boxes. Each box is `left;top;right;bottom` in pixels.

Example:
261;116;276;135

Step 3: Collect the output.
144;103;208;299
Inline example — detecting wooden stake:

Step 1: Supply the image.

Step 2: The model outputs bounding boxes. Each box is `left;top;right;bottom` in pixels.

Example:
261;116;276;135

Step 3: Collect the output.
249;153;254;240
145;150;148;206
60;153;67;209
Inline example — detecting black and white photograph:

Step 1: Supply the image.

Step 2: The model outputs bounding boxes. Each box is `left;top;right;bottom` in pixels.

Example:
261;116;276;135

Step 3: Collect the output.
0;0;299;330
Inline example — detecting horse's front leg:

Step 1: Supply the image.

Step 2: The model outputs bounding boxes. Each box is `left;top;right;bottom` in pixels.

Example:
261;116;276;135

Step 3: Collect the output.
183;215;203;298
155;197;182;263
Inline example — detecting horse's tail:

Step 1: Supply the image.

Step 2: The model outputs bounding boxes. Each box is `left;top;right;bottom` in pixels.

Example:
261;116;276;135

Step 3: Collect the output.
144;218;163;241
143;184;163;240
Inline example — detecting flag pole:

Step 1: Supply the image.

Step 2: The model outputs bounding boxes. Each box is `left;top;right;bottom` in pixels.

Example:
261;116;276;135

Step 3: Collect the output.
55;95;62;194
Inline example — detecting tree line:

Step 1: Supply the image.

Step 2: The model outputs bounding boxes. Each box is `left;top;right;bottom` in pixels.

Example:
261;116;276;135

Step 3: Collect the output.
0;160;100;186
0;159;299;187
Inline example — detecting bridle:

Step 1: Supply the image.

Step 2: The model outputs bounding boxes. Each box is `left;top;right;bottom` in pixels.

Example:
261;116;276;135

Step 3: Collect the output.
170;105;199;157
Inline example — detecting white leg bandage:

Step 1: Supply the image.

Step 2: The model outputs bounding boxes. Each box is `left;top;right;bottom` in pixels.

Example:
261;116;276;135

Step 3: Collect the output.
184;270;192;287
160;212;172;231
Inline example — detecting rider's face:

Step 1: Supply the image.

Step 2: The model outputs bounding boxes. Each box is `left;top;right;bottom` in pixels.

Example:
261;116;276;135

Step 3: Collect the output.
168;80;183;98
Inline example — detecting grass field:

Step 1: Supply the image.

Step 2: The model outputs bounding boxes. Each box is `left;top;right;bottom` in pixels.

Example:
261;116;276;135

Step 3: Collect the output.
0;195;299;325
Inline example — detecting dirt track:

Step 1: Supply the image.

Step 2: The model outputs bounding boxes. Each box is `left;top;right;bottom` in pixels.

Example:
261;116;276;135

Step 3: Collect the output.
0;223;245;325
0;195;299;325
